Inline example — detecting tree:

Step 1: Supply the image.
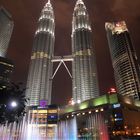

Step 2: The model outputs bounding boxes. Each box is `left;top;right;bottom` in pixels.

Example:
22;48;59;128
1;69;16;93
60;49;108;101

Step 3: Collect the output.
0;83;27;124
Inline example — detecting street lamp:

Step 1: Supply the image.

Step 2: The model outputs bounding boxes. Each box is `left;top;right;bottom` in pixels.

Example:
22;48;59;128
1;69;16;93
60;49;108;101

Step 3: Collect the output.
77;99;81;104
10;101;18;108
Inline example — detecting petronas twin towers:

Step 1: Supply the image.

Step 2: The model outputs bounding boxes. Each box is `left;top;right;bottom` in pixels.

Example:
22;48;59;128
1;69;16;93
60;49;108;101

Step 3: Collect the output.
72;0;99;102
26;0;99;106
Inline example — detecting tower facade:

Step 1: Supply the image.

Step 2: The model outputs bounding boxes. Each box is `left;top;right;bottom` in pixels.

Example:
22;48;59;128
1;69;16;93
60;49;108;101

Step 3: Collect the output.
26;0;55;106
0;7;14;57
72;0;99;103
105;21;140;100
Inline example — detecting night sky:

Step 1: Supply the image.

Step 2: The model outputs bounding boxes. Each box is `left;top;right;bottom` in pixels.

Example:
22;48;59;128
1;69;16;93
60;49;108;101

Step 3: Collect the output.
0;0;140;105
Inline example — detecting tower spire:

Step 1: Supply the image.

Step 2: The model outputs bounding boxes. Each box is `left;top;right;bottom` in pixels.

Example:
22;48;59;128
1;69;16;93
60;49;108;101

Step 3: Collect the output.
47;0;51;4
76;0;84;5
75;0;85;10
44;0;52;9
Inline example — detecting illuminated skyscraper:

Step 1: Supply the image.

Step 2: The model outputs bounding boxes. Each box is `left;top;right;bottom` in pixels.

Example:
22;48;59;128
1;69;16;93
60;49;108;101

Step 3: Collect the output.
72;0;99;103
0;7;14;57
26;0;55;106
105;21;140;100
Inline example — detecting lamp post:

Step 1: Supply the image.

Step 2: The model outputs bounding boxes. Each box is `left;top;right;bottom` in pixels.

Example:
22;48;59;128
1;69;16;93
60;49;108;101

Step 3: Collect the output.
10;101;18;108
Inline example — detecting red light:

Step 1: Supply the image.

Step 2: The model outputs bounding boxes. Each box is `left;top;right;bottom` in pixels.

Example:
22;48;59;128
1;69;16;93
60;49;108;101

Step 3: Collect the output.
108;88;116;94
68;98;75;105
111;88;116;92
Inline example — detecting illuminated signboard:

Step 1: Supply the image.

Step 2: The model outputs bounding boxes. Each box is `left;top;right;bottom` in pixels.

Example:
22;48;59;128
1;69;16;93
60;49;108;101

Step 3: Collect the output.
115;118;123;121
40;100;47;107
47;108;58;124
48;109;57;113
32;110;47;114
48;115;57;119
113;103;121;108
47;114;58;124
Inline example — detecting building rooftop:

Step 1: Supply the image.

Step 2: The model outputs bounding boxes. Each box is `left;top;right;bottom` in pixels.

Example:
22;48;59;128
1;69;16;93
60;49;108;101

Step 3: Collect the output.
59;94;140;114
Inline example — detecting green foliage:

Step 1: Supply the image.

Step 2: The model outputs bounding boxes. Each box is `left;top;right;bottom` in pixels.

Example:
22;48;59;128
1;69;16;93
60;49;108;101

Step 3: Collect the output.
0;83;27;125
